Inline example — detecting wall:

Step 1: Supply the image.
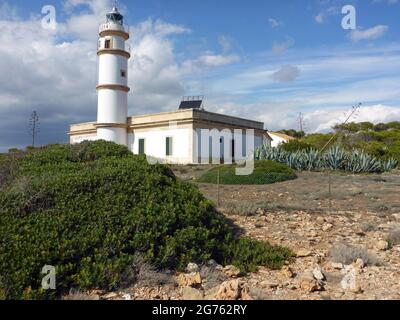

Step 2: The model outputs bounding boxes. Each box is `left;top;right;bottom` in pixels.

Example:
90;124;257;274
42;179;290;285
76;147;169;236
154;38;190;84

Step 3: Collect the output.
128;127;193;164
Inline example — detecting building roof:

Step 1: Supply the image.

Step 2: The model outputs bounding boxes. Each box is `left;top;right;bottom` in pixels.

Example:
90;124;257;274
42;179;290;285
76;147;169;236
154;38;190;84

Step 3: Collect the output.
268;132;296;141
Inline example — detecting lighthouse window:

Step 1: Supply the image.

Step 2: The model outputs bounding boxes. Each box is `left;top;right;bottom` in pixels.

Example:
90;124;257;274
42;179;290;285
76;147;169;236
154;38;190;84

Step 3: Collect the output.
121;70;126;78
105;39;111;49
138;139;145;155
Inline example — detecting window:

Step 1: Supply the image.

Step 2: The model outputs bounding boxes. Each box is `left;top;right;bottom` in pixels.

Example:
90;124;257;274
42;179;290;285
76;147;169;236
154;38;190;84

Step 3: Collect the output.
138;139;145;155
105;39;111;49
166;137;173;156
121;70;126;78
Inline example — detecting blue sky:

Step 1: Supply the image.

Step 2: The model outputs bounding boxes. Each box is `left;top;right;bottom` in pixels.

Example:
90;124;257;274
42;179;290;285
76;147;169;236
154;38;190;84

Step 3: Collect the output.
0;0;399;151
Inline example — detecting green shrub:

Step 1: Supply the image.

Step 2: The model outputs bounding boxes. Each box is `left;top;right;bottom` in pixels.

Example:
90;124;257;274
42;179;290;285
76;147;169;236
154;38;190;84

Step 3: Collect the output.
0;141;291;299
222;237;293;272
196;160;297;185
280;140;313;152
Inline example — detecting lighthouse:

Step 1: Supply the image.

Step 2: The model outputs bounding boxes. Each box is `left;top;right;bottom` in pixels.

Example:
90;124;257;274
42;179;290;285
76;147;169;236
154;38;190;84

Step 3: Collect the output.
96;5;130;145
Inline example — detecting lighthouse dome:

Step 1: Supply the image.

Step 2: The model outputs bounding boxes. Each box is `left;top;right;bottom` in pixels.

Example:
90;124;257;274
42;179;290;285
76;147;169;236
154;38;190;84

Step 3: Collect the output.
106;7;124;25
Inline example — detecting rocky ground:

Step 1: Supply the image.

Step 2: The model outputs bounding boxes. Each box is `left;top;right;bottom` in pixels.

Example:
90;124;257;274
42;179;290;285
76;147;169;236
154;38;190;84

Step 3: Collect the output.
64;170;400;301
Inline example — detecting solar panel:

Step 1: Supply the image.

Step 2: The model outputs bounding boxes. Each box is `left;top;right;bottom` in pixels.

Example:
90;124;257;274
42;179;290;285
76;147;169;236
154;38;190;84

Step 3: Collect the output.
179;96;204;110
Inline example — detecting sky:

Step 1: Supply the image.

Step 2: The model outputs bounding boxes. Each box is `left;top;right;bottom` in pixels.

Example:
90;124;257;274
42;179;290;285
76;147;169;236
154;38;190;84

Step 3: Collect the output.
0;0;399;151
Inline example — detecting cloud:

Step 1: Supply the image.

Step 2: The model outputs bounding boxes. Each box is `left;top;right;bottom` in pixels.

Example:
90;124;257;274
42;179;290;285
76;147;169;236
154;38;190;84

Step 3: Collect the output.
272;65;300;83
272;37;295;55
268;18;284;28
218;35;233;53
349;25;389;42
314;6;340;24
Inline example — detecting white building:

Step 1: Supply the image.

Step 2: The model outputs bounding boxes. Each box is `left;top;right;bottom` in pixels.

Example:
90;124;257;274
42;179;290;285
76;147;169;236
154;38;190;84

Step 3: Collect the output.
268;132;296;148
69;6;271;164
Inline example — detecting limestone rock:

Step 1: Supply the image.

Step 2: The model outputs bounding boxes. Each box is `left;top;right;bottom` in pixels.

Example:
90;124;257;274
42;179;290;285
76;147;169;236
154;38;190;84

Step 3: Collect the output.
341;266;362;294
331;262;344;270
299;272;323;292
322;223;333;232
214;280;242;300
375;240;389;251
186;263;200;273
281;266;295;278
182;287;204;300
223;265;241;278
176;272;202;287
296;249;313;258
312;265;326;282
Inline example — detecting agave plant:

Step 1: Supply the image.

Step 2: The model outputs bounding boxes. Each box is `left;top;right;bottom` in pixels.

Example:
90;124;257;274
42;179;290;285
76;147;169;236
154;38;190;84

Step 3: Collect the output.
346;150;382;173
303;149;322;171
325;145;347;170
381;158;398;172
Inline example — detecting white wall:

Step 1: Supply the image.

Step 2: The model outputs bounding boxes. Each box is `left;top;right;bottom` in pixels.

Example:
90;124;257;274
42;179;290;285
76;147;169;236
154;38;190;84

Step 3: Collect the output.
70;135;98;144
129;128;192;164
269;133;287;148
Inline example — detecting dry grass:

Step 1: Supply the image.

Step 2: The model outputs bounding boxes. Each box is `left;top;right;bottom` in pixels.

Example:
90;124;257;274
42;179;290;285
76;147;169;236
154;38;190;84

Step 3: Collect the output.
329;244;380;266
387;229;400;247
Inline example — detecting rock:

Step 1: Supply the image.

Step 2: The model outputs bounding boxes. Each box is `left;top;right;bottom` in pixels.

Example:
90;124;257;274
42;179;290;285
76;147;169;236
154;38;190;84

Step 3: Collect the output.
354;258;365;270
223;265;241;278
182;287;204;300
322;223;333;232
214;280;242;300
260;281;279;289
331;262;344;270
122;294;131;301
281;266;295;278
309;230;318;238
296;249;313;258
176;272;202;287
316;217;325;225
102;292;118;300
341;266;362;294
186;263;200;273
375;240;389;251
312;265;326;282
299;272;323;292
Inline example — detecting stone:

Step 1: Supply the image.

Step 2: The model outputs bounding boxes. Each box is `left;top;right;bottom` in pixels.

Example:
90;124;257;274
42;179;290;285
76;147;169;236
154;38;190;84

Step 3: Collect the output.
296;249;313;258
102;292;118;300
312;266;326;282
260;281;279;289
299;272;323;292
322;223;333;232
331;262;344;270
281;266;295;278
214;280;242;300
176;272;202;287
122;294;132;301
375;240;389;251
182;287;204;300
316;217;325;225
309;230;318;238
223;265;241;278
341;266;362;294
186;263;200;273
354;258;365;270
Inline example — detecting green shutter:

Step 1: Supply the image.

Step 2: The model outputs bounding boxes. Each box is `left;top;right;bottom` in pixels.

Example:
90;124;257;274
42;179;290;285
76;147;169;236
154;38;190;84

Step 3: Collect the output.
139;139;145;155
166;137;173;156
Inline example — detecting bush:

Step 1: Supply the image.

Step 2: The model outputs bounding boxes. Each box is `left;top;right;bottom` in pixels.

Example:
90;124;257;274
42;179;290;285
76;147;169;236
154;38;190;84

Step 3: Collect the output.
280;140;313;152
196;160;297;185
329;244;380;266
0;141;292;299
387;229;400;247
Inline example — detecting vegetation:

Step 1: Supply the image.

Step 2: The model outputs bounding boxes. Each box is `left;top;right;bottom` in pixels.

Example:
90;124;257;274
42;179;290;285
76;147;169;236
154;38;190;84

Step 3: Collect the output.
0;141;292;300
301;121;400;163
196;160;297;185
277;129;305;139
329;244;380;266
256;145;397;173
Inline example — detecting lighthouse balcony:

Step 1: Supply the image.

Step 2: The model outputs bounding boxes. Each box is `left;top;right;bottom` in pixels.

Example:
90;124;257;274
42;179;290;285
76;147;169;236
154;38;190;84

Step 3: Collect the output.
99;22;130;40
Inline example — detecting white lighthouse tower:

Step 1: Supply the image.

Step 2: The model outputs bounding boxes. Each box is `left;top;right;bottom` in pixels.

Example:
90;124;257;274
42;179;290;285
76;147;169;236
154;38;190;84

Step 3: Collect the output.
96;5;130;145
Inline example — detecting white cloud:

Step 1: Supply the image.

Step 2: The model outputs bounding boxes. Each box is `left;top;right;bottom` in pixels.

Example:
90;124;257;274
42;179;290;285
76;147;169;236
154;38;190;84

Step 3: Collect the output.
349;25;389;42
272;37;295;55
268;18;284;28
272;65;300;83
314;6;340;24
218;35;233;53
